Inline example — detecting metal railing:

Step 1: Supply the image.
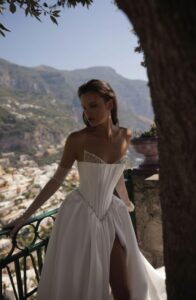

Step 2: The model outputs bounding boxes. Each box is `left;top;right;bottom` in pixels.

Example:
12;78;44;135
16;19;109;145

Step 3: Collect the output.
0;209;58;300
0;171;136;300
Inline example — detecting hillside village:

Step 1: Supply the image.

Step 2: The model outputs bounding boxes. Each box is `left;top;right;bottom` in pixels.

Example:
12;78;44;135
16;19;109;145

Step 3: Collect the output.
0;151;79;227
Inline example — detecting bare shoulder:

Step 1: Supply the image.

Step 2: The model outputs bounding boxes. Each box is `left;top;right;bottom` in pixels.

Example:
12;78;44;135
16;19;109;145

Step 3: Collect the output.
59;129;87;167
66;128;88;143
119;126;132;139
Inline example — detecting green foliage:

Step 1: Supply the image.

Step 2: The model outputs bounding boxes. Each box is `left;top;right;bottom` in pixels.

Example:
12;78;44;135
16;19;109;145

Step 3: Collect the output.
0;106;36;139
0;0;93;36
132;29;146;68
0;23;10;37
140;123;157;138
0;106;13;122
134;123;157;138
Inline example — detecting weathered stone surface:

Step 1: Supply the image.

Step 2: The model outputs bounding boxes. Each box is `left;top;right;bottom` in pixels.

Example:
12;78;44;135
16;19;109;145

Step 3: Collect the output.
132;172;163;267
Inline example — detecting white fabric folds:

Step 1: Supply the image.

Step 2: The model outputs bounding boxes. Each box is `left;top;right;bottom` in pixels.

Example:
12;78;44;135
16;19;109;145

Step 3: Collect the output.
36;152;166;300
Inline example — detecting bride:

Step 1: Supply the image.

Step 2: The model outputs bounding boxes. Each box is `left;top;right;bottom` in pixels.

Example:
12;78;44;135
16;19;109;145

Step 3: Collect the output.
4;79;166;300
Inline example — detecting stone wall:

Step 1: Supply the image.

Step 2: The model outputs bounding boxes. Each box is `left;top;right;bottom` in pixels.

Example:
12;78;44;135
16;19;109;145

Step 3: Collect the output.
132;172;164;268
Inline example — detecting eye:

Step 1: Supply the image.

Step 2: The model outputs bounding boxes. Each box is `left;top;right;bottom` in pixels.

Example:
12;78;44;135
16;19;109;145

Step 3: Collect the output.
81;102;97;110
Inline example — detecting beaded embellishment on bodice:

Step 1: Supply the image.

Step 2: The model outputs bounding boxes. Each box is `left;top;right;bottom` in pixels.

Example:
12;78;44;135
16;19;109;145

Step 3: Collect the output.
83;150;128;166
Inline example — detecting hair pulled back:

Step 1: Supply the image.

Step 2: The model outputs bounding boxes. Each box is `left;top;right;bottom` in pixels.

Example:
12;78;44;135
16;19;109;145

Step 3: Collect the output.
77;79;119;127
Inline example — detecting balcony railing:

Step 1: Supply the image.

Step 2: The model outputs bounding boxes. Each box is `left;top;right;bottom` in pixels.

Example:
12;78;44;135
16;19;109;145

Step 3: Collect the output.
0;170;136;300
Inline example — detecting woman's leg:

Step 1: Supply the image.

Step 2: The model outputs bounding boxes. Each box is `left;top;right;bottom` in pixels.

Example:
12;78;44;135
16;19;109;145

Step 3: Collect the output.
109;234;131;300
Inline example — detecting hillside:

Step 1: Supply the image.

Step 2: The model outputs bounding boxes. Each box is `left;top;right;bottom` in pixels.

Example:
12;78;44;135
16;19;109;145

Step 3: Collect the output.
0;58;153;165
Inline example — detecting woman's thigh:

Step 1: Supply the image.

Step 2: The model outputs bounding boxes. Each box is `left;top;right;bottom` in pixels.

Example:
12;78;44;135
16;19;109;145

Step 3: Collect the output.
109;234;131;300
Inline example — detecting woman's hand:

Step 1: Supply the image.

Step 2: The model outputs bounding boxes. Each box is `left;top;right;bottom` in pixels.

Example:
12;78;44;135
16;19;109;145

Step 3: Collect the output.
2;216;26;238
115;175;135;213
124;200;135;212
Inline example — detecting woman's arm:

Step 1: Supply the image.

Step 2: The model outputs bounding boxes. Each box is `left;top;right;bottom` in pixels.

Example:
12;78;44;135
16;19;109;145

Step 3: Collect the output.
4;168;71;237
116;127;134;212
4;132;77;236
115;174;135;212
18;169;70;221
20;132;77;220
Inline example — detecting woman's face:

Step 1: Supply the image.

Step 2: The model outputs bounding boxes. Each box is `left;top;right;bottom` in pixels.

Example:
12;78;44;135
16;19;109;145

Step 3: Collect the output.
80;92;112;127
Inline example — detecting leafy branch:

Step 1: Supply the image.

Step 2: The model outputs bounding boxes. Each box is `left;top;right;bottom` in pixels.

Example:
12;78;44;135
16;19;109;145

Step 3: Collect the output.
0;0;93;36
132;29;146;67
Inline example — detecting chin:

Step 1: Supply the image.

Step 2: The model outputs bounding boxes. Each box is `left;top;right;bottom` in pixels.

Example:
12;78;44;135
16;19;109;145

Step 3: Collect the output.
89;122;98;127
88;119;104;127
88;120;97;126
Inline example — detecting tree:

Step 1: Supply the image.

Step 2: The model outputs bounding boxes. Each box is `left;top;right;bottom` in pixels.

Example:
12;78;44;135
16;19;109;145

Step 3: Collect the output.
115;1;196;299
1;0;196;298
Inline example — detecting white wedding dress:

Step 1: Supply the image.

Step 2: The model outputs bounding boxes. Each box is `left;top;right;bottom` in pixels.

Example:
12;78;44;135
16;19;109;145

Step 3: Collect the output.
36;150;167;300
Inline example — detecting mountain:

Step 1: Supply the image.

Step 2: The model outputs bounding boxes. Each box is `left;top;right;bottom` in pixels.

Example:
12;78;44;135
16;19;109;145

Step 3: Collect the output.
0;58;153;165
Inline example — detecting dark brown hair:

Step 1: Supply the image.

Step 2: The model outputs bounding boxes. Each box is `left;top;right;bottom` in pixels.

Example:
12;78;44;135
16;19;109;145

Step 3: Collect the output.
77;79;119;127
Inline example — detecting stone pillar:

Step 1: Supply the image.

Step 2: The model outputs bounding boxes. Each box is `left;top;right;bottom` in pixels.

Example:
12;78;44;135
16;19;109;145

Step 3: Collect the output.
132;172;164;268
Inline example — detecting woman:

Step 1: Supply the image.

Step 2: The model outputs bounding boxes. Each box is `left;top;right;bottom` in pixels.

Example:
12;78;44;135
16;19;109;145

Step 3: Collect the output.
4;79;166;300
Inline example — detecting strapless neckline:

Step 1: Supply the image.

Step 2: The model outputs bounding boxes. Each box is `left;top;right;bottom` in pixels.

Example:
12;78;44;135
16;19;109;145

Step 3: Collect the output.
77;150;127;165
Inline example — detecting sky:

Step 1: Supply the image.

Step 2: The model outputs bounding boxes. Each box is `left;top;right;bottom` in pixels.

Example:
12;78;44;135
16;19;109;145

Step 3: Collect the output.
0;0;147;81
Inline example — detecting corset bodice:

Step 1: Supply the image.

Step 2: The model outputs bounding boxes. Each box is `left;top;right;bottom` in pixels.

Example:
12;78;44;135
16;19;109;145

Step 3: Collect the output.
77;150;127;219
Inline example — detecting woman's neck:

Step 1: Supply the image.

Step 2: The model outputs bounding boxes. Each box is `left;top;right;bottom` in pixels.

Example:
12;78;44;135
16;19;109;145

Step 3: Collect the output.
90;119;118;142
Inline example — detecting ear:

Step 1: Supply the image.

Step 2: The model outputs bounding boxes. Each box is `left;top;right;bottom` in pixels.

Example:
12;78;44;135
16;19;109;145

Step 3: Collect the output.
106;99;113;111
